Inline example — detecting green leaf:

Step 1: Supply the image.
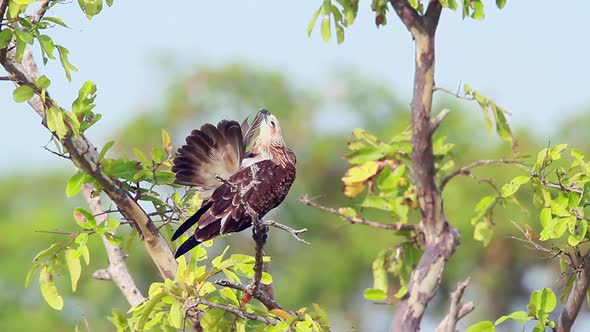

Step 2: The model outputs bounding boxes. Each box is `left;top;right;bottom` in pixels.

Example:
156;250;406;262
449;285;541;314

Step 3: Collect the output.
78;0;103;19
335;23;344;44
35;75;51;90
66;172;89;197
65;248;81;292
39;266;64;310
307;8;321;37
14;28;33;45
101;159;141;180
321;17;331;42
99;141;115;161
137;292;167;331
465;321;495;332
474;221;493;246
371;250;388;293
496;0;506;9
492;105;512;142
529;288;557;316
363;288;387;301
168;300;183;329
219;287;239;306
73;207;97;229
540;207;552;227
500;175;530;197
0;29;13;48
46;106;69;139
56;45;78;81
33;243;61;261
25;262;42;288
495;311;531;325
13;85;34;103
106;0;114;6
43;16;68;27
38;35;56;63
470;0;485;20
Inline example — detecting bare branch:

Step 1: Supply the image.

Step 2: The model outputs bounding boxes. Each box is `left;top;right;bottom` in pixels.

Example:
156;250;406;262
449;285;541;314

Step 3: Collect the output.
261;219;309;245
186;298;277;326
556;251;590;332
0;47;177;279
31;0;50;23
430;108;450;132
299;195;415;232
82;185;146;306
436;277;473;332
0;0;8;28
441;159;523;190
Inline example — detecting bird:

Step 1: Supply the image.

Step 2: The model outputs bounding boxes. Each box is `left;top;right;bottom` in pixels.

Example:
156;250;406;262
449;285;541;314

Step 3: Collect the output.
170;109;296;258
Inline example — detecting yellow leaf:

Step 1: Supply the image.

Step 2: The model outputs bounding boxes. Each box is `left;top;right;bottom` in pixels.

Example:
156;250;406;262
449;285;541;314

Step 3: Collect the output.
65;248;81;292
343;181;365;198
39;266;63;310
297;307;308;315
270;308;294;320
342;161;379;184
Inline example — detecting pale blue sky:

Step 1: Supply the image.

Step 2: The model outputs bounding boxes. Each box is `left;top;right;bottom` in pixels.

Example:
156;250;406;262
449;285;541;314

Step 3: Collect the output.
1;1;589;171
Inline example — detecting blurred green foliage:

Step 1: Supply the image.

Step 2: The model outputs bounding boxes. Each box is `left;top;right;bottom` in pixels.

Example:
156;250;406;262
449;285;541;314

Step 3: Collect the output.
2;63;588;330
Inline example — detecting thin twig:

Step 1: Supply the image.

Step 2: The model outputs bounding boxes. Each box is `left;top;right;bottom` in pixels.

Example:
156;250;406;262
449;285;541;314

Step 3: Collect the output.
440;159;523;190
186;298;277;326
261;220;309;245
435;277;473;332
299;194;414;232
433;86;474;101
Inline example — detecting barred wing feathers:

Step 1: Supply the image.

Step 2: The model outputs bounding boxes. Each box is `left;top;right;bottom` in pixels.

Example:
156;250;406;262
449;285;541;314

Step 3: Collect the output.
171;120;244;199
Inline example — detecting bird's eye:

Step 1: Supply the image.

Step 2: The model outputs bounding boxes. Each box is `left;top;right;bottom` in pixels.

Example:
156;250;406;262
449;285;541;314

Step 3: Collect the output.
270;121;276;127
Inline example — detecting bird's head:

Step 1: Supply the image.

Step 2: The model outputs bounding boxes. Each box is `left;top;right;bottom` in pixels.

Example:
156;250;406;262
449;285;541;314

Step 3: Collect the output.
253;109;285;148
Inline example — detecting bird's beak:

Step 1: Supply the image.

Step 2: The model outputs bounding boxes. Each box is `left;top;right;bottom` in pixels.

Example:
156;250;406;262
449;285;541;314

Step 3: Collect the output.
259;109;270;124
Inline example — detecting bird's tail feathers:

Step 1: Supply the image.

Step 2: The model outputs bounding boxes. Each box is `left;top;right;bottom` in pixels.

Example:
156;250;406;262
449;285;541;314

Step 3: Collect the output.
174;236;201;258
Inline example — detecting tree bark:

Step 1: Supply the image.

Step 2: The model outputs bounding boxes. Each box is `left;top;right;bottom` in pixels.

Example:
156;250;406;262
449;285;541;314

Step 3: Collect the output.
389;1;460;331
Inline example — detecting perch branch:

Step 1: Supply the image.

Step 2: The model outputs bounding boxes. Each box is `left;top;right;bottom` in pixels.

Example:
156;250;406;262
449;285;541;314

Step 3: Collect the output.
299;195;414;232
215;279;287;312
82;184;146;306
440;159;522;190
435;277;474;332
186;298;277;326
0;46;177;279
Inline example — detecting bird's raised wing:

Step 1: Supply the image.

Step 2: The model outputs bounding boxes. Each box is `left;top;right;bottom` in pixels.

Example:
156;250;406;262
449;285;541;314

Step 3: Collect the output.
172;120;244;199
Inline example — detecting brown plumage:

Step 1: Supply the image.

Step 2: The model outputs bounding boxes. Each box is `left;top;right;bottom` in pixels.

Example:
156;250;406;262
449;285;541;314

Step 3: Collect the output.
171;109;296;258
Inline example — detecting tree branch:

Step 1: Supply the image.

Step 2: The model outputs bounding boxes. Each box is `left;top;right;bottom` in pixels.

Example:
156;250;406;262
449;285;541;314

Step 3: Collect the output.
440;159;523;190
390;2;460;331
186;298;278;326
556;252;590;332
31;0;50;23
0;47;177;279
215;279;287;312
261;219;309;245
299;195;415;232
435;277;474;332
389;0;424;37
82;185;146;306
